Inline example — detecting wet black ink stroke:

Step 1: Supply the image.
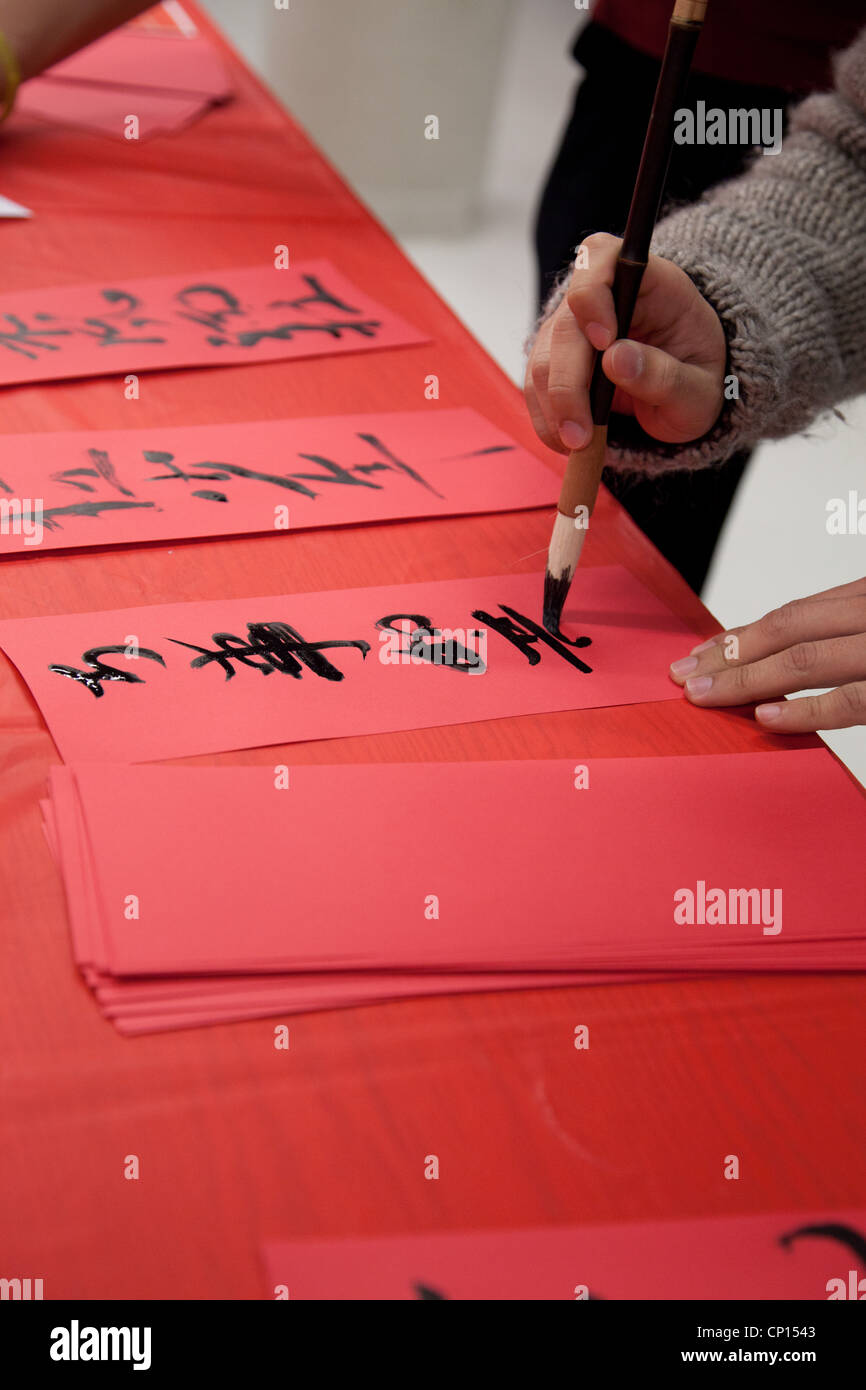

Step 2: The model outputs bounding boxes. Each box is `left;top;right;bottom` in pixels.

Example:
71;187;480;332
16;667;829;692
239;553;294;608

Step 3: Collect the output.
41;500;157;532
49;644;166;697
51;448;138;499
143;450;319;501
440;444;516;460
168;620;371;682
779;1223;866;1267
471;604;593;673
375;614;485;673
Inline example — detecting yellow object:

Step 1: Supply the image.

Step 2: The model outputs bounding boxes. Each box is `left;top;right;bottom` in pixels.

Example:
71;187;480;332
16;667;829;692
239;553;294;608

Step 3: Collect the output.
0;30;21;124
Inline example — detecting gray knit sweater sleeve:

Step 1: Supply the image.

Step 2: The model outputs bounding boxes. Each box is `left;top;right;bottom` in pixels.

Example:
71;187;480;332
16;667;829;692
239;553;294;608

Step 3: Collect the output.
542;27;866;473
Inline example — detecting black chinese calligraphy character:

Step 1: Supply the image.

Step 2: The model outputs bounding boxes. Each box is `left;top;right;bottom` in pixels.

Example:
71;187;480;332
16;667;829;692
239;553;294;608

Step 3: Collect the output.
268;275;363;317
290;433;442;499
375;614;485;672
173;277;381;347
51;447;137;497
168;620;370;682
77;290;167;347
471;604;592;672
0;312;71;360
142;450;319;501
49;644;166;697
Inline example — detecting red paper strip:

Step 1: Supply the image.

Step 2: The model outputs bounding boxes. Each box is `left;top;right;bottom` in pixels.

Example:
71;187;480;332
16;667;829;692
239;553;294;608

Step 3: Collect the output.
0;566;697;762
262;1209;866;1299
0;408;556;553
0;260;429;387
68;751;864;976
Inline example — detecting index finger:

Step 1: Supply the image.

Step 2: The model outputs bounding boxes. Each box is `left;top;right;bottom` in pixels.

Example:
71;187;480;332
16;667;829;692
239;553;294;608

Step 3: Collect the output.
565;232;623;351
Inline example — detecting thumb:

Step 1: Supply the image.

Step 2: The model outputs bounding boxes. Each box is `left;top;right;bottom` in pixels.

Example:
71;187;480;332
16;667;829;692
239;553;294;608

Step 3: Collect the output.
601;338;724;443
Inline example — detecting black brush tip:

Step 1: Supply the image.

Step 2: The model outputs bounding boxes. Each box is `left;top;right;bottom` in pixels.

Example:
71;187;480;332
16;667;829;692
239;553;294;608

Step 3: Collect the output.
543;570;571;637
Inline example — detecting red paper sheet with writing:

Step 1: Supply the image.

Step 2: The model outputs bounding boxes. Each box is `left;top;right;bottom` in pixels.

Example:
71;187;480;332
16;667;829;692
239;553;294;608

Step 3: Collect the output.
68;751;865;975
0;566;697;762
0;409;557;553
261;1209;866;1299
0;260;428;387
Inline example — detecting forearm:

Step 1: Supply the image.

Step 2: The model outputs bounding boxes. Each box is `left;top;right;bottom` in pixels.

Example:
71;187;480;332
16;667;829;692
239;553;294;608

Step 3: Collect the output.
0;0;151;84
531;29;866;474
610;28;866;471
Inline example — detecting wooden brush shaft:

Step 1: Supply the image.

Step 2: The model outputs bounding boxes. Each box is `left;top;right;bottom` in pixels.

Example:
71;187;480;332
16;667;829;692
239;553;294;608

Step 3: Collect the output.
589;13;705;426
589;257;646;423
557;425;608;521
673;0;707;21
621;16;703;267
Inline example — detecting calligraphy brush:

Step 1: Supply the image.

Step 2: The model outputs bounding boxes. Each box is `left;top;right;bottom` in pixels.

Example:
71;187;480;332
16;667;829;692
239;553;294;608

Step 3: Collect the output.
543;0;709;634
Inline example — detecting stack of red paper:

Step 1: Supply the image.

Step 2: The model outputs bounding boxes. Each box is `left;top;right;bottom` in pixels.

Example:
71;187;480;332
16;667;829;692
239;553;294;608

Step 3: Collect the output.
18;4;233;140
42;750;866;1034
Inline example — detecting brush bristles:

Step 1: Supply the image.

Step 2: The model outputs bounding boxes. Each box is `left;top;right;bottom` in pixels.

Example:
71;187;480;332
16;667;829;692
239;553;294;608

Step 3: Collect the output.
543;512;586;633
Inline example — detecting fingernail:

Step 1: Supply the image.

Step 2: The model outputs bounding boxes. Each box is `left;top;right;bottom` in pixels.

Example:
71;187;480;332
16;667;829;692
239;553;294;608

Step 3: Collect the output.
670;656;698;677
586;321;612;351
685;675;713;698
611;341;644;381
560;420;589;450
756;704;782;723
690;637;720;655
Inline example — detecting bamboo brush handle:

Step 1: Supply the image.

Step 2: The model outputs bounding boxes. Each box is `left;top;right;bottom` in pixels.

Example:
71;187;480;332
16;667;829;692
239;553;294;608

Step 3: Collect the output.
673;0;707;20
555;1;708;522
557;425;608;521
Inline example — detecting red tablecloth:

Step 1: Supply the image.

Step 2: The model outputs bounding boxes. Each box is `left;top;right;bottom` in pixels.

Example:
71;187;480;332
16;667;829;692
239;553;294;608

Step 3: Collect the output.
0;5;863;1299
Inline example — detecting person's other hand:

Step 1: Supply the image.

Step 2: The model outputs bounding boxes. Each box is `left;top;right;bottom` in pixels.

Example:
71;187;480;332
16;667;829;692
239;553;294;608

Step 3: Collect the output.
669;577;866;732
525;232;727;454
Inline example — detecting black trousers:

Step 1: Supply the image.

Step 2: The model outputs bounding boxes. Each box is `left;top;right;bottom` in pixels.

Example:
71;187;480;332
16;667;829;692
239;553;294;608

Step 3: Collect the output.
534;24;794;592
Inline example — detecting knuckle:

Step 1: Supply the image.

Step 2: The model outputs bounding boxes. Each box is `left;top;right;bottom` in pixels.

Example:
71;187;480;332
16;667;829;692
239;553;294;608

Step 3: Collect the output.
834;682;866;721
530;354;549;391
761;601;798;642
566;283;594;313
784;641;817;678
549;311;575;344
582;231;618;253
729;661;756;695
547;380;576;405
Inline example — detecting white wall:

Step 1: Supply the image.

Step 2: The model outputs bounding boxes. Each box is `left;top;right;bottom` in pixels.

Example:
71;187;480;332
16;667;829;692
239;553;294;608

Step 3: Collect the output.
202;0;517;234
